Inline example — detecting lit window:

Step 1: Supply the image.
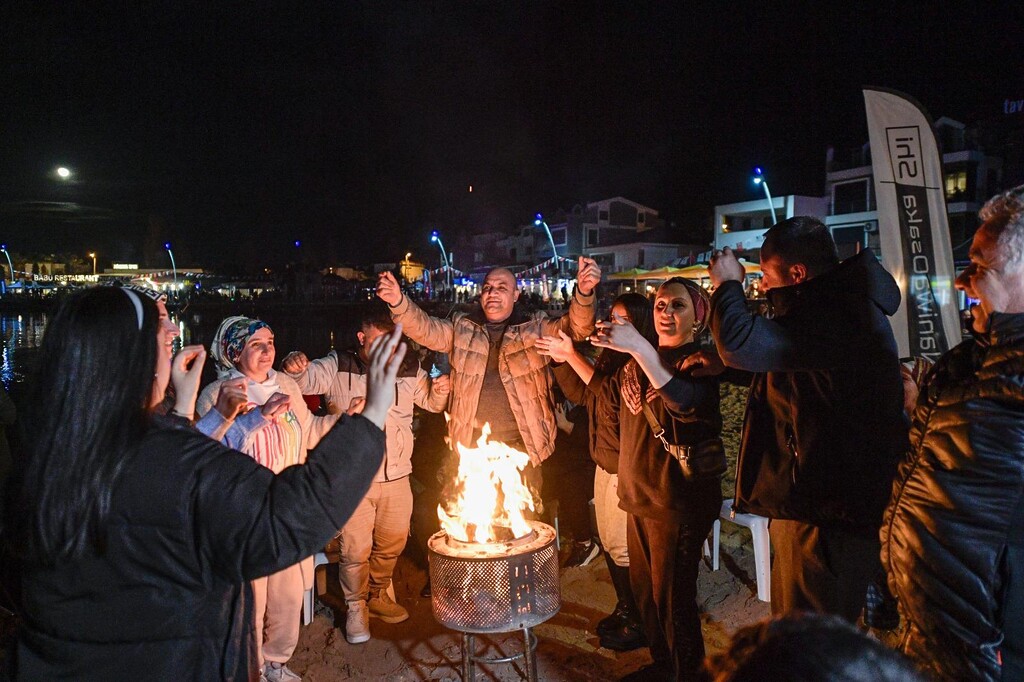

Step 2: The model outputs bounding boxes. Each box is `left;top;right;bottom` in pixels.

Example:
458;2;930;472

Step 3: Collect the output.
945;171;967;199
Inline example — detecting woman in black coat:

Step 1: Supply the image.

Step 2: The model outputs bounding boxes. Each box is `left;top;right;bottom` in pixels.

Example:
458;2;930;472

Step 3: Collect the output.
592;278;724;682
5;285;405;680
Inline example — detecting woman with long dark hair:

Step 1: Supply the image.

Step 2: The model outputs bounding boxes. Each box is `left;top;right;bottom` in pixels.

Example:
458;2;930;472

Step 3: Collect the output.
592;278;723;681
5;285;401;680
536;292;656;651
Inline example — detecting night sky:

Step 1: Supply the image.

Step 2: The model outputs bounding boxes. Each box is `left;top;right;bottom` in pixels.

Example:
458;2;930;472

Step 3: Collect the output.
1;3;1021;272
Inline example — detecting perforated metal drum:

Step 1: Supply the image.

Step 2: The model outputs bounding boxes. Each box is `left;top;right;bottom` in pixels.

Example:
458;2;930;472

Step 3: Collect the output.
427;521;560;634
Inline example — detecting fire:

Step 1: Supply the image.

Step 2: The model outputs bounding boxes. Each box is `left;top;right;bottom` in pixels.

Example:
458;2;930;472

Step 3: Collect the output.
437;423;535;543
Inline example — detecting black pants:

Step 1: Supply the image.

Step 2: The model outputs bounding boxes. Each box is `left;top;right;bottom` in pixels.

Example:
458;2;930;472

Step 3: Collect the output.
769;519;880;623
628;509;718;681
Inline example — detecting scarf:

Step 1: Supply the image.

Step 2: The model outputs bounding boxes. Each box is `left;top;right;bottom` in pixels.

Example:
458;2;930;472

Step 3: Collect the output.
210;315;272;378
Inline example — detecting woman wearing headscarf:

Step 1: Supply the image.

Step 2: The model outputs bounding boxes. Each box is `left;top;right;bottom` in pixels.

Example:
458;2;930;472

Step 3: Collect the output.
592;278;724;682
196;316;341;682
7;286;400;680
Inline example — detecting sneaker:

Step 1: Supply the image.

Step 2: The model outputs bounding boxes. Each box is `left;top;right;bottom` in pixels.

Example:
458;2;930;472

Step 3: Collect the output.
263;662;302;682
562;540;601;568
345;600;371;644
368;587;410;623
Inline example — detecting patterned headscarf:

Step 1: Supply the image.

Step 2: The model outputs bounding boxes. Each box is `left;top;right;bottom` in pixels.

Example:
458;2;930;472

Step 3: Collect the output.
662;277;712;336
210;315;272;377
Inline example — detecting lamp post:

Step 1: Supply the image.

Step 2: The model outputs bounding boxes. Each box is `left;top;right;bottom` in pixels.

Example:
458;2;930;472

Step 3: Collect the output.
164;242;177;298
752;167;778;225
0;245;14;286
430;231;451;295
88;252;97;276
403;251;412;283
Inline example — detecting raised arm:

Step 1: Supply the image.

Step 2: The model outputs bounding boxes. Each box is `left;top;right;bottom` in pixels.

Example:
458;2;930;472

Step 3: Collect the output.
197;325;406;581
377;272;455;352
544;257;600;340
282;349;339;394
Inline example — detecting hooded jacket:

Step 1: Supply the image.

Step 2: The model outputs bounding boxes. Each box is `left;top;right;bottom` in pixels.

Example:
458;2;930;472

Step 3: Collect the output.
286;349;448;482
710;250;907;533
388;292;596;465
881;312;1024;682
16;414;384;681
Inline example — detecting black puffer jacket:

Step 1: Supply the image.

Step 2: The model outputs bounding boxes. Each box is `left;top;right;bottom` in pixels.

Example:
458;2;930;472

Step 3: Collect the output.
15;414;384;681
881;312;1024;682
711;250;907;534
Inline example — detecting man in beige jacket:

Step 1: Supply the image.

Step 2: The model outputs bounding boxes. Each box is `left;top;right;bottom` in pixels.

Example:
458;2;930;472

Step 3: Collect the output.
376;258;601;503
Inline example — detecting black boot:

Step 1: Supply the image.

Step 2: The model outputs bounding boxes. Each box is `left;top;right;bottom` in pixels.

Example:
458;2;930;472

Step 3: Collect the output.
600;561;647;652
596;552;628;635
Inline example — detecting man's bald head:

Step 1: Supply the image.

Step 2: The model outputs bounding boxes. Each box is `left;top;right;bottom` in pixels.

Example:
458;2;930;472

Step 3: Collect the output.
481;267;520;323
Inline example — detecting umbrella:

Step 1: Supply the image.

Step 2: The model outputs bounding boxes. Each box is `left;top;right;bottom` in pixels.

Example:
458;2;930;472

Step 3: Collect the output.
608;267;651;281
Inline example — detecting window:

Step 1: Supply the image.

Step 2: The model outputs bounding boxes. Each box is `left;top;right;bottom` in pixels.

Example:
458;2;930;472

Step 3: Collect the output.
598;210;609;222
833;179;870;214
549;227;567;246
509;248;517;262
638;212;646;224
945;171;968;200
587;227;599;247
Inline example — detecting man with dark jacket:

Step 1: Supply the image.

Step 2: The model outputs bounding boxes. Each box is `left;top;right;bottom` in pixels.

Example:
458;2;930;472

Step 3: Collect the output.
882;185;1024;681
708;217;906;622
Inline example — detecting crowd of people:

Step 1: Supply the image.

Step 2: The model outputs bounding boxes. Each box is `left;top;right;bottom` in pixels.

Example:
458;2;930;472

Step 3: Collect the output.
2;184;1023;681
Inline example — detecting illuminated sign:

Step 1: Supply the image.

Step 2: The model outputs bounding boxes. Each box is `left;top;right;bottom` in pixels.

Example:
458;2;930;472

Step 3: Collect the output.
112;263;139;270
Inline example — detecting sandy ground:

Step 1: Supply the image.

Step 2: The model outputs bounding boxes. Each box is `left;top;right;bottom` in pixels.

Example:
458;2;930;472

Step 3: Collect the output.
287;521;770;681
285;384;771;681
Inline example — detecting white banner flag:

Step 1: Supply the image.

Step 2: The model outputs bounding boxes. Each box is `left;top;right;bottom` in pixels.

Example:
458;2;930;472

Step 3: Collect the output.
863;87;962;360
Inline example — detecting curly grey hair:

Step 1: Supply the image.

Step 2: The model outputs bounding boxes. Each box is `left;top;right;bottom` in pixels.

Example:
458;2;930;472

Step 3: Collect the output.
979;184;1024;273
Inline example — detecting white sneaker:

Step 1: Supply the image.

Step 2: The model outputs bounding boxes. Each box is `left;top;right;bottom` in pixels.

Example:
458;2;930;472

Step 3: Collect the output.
345;599;371;644
263;662;301;682
368;587;410;623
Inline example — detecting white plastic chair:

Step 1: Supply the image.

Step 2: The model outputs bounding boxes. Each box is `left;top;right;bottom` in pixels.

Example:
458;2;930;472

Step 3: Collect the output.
302;552;399;625
302;552;331;626
710;500;771;602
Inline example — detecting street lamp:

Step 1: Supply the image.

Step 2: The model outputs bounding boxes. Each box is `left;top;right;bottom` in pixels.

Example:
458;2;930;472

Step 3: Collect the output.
533;213;559;262
430;230;452;294
403;252;412;283
164;242;177;297
0;244;14;285
88;252;97;276
752;167;778;225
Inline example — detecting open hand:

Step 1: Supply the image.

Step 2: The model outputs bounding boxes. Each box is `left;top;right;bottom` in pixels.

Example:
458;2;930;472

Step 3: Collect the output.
362;323;408;429
534;329;575;363
589;312;649;356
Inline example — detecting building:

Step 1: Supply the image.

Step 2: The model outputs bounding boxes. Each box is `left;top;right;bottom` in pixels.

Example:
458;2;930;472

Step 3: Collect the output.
712;117;1006;263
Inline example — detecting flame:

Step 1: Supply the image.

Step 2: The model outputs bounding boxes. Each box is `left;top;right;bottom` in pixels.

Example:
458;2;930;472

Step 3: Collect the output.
437;423;535;543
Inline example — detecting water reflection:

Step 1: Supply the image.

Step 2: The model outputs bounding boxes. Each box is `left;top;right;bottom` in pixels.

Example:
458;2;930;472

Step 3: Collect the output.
0;308;364;392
